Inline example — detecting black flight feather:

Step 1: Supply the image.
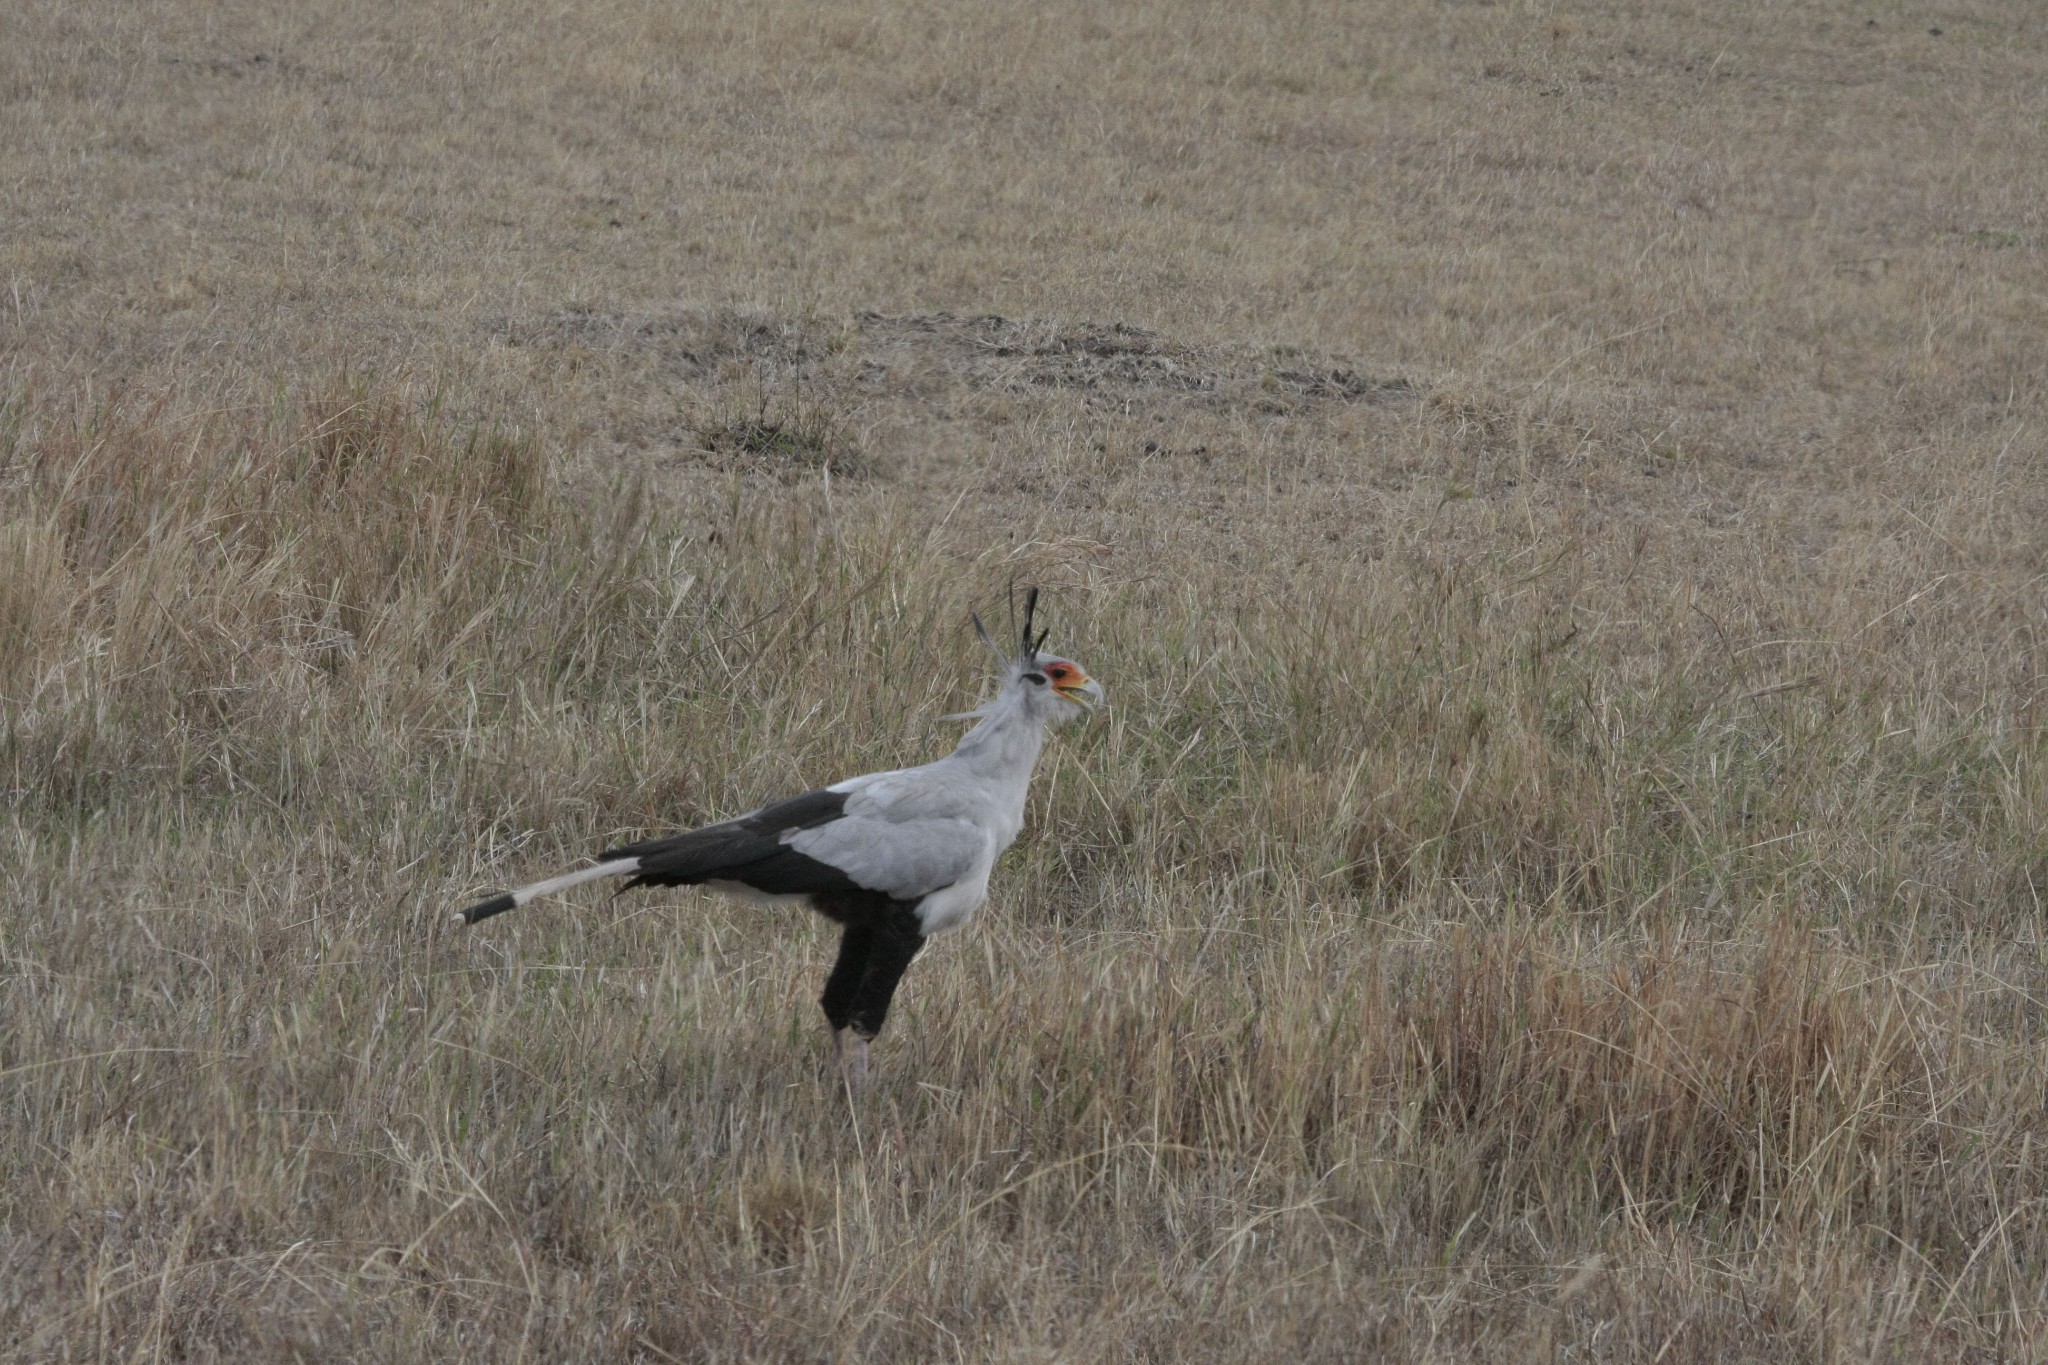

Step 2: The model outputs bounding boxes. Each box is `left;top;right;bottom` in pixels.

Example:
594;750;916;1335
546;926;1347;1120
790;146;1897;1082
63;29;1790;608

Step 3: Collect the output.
602;787;863;898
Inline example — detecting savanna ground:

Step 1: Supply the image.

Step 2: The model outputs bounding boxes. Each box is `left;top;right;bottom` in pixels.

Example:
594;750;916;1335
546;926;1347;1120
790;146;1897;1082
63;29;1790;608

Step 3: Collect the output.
4;0;2047;1359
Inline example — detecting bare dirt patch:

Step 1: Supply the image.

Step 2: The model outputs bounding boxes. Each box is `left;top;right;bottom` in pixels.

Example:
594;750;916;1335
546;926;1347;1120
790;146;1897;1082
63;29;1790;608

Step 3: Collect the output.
497;307;1418;481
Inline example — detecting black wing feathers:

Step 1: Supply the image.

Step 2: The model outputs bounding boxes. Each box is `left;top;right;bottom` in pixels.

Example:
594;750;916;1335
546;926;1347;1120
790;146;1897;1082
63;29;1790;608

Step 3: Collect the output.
603;787;864;898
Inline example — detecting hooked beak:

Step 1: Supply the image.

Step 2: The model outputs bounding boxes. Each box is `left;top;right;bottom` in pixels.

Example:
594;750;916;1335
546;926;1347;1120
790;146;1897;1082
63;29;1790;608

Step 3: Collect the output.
1057;677;1105;712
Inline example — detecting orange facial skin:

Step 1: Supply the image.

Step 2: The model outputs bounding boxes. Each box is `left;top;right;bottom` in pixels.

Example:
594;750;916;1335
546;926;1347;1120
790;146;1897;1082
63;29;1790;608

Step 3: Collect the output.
1040;658;1094;703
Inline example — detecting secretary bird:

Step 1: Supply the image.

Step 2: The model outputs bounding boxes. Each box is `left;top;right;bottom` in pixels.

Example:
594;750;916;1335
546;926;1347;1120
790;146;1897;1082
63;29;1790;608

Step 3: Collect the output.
453;590;1103;1090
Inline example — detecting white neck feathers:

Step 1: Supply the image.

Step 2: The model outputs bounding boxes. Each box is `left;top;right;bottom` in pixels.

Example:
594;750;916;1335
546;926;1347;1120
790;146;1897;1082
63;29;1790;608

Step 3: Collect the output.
948;686;1048;780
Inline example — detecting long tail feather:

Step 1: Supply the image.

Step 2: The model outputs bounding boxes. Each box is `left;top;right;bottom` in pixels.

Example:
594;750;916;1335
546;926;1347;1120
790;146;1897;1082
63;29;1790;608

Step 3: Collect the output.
459;892;518;924
453;856;641;926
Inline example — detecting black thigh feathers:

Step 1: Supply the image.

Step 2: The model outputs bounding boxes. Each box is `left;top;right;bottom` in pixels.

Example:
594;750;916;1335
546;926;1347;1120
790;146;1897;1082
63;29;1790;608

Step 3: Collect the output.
813;891;927;1040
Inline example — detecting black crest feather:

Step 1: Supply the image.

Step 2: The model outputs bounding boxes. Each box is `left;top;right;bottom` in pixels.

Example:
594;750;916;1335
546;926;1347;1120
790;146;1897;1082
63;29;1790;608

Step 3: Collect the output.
970;611;1005;663
974;586;1049;668
1019;587;1042;658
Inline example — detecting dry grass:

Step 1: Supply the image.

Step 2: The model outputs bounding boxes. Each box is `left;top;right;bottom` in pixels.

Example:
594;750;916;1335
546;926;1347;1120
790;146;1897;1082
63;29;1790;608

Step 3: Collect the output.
5;0;2048;1359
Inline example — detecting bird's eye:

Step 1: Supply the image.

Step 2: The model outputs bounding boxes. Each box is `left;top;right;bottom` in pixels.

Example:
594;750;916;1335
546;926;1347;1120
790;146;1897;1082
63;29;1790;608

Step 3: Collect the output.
1046;664;1070;680
1023;672;1047;686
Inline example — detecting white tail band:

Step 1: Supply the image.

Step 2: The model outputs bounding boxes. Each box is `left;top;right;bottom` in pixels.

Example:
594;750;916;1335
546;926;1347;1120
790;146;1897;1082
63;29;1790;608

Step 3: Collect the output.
512;857;640;907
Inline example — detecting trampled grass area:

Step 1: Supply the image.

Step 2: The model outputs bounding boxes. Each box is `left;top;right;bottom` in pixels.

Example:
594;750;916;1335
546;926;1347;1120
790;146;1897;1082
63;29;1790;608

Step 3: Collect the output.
5;1;2048;1359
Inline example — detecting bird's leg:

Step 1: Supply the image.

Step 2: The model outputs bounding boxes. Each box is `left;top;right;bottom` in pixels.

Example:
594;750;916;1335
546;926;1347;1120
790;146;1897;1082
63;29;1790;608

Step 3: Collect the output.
834;1027;870;1095
817;903;922;1096
845;908;928;1055
821;920;875;1094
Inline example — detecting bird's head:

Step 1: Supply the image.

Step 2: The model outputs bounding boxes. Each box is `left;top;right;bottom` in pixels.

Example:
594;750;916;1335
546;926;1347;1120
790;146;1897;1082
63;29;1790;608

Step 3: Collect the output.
1015;650;1104;724
970;589;1104;726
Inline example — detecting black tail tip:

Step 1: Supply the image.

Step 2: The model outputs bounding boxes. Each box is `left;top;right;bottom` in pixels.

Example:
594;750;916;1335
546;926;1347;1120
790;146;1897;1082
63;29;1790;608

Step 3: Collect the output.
455;893;517;926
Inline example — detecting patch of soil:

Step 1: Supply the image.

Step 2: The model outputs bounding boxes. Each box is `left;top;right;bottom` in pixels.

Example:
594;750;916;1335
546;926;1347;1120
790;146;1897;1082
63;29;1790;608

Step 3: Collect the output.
498;308;1412;420
847;312;1413;416
494;308;823;377
494;307;1423;486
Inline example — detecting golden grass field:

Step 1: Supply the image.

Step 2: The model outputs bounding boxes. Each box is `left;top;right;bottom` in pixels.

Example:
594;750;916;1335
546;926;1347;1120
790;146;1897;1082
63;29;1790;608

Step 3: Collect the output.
5;0;2048;1358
